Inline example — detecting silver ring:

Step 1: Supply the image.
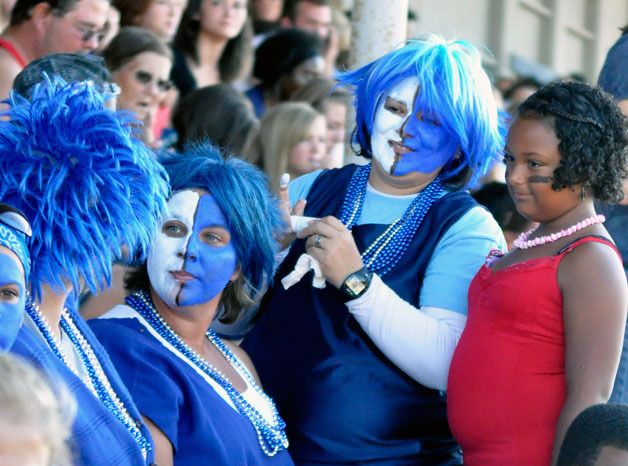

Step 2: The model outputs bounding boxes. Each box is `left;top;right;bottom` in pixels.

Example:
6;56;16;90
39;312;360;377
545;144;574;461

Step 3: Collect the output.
314;234;322;248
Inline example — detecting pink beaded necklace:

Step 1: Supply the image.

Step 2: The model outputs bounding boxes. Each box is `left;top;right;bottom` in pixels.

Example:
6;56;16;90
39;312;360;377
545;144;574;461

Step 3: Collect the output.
513;214;606;250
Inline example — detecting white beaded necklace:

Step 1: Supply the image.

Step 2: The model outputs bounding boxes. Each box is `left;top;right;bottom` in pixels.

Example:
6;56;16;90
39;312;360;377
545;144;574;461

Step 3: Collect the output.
25;302;152;459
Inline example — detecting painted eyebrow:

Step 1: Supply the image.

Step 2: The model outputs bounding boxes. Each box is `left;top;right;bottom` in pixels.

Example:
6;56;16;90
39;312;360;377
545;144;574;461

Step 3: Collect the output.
0;281;24;290
384;96;408;108
199;222;230;230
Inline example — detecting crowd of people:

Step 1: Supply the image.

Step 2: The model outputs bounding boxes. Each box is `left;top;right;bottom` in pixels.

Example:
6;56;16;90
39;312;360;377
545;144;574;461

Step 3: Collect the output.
0;1;626;465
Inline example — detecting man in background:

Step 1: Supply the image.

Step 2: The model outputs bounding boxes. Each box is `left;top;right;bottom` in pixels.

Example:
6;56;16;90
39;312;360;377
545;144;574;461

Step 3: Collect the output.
0;0;109;99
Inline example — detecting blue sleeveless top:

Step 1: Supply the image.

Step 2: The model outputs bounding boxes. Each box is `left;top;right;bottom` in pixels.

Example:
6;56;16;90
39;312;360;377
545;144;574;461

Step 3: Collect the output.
243;165;475;465
10;308;153;466
89;313;295;466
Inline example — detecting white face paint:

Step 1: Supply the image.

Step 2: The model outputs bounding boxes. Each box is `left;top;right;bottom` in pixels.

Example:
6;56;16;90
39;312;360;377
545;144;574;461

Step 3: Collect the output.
147;190;199;307
370;77;419;174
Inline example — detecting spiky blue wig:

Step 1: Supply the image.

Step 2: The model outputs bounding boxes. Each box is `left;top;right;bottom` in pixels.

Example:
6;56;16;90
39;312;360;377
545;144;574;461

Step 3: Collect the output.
338;33;506;187
160;143;284;305
0;78;169;300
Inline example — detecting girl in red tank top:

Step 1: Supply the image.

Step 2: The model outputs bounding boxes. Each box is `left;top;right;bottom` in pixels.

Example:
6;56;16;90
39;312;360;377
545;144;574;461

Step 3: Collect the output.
447;81;628;466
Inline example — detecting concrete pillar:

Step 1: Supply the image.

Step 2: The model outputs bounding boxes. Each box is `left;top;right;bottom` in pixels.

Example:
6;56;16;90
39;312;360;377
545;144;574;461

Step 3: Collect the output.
349;0;409;68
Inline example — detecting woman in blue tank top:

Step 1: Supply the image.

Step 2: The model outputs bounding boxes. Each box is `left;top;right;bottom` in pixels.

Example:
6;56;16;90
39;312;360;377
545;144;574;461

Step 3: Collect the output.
90;146;294;466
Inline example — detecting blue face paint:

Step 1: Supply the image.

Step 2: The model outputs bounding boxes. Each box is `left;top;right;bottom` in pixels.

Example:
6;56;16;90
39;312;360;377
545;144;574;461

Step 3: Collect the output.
0;252;26;351
148;191;239;308
397;93;458;176
178;194;238;307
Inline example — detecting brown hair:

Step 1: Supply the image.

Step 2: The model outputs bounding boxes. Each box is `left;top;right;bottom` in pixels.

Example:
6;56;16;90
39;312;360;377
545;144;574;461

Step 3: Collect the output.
100;26;172;71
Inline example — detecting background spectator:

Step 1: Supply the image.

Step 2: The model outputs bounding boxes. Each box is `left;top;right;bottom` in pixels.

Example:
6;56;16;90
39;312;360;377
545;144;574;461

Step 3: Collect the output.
171;0;252;98
597;23;628;405
113;0;186;43
557;403;628;466
251;0;283;36
252;101;325;189
0;0;110;99
292;76;351;168
503;76;542;115
101;26;173;146
472;181;534;250
0;353;76;466
172;83;258;156
246;27;323;117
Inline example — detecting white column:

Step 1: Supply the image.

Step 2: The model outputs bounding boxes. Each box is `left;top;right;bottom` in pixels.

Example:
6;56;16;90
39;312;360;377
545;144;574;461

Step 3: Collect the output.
349;0;409;68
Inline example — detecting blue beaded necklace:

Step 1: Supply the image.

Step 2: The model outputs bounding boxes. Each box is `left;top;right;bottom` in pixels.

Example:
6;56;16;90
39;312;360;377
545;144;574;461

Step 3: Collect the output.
338;163;445;275
126;290;289;457
25;301;152;460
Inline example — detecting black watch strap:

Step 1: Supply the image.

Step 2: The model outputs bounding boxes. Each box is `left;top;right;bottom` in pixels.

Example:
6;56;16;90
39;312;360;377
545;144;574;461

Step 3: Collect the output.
339;266;373;302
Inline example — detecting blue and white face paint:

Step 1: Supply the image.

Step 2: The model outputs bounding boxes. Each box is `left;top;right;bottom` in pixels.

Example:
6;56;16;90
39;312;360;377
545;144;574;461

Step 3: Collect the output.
371;77;458;177
0;249;26;351
147;190;238;308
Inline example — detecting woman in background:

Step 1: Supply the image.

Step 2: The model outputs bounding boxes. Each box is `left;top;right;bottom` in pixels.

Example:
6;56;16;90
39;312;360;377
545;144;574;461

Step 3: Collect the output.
114;0;187;43
101;26;174;147
171;84;258;156
251;101;326;190
292;76;352;169
171;0;252;98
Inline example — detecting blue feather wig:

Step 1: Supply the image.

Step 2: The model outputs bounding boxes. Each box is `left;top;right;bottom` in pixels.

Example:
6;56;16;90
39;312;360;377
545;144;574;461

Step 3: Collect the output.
338;33;507;187
0;78;169;300
160;143;285;302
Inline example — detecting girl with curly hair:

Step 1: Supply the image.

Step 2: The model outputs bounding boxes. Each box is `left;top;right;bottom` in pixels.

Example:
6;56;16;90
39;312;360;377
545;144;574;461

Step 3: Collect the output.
448;81;628;466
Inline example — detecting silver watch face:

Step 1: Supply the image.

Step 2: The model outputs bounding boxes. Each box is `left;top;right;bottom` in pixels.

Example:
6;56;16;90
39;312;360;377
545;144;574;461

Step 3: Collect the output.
346;275;367;295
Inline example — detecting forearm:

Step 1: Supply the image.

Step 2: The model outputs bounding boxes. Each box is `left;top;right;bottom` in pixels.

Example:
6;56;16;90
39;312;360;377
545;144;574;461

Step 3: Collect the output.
346;274;466;391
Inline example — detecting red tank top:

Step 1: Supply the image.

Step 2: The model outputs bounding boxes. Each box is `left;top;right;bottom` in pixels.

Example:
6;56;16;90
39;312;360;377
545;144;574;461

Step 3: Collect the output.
0;38;27;68
447;236;621;466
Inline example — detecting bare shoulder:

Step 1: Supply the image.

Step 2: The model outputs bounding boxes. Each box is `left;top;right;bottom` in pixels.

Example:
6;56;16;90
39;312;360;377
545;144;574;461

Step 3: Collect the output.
558;237;627;305
224;340;263;386
559;238;624;280
0;51;22;100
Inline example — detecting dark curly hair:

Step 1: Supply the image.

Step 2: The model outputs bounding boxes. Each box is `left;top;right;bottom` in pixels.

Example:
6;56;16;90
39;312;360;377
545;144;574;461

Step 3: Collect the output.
556;403;628;466
517;81;628;203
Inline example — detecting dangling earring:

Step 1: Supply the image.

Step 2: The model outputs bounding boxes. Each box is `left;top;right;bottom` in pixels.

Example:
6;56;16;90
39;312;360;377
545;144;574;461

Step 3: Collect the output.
580;185;586;201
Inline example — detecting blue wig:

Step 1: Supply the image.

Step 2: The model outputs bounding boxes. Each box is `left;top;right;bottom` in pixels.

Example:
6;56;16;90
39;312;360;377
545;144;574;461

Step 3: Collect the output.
0;78;169;300
338;33;506;187
160;143;285;304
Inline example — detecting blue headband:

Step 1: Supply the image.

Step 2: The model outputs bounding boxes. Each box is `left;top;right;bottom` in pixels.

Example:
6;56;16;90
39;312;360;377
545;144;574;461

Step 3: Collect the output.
0;223;30;278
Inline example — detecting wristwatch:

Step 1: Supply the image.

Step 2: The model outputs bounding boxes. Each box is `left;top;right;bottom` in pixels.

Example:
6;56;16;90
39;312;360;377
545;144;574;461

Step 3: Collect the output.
340;266;373;301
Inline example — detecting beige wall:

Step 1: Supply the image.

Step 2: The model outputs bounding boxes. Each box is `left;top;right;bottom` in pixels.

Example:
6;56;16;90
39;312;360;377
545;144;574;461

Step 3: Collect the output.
406;0;627;82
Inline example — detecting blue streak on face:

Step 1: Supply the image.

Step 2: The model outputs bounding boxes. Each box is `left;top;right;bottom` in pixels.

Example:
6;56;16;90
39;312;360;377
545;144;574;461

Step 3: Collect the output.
0;253;26;351
178;194;238;307
397;93;458;176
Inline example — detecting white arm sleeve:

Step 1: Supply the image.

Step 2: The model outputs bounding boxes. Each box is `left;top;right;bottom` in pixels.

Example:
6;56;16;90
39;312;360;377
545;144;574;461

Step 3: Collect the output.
346;274;466;391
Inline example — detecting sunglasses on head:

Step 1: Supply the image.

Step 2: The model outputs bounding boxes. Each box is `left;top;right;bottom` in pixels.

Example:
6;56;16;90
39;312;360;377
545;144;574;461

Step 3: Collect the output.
0;204;32;238
134;70;174;93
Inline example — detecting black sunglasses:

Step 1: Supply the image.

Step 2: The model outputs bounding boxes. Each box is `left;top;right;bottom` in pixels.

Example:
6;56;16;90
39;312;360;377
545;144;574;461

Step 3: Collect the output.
0;204;32;237
134;70;174;93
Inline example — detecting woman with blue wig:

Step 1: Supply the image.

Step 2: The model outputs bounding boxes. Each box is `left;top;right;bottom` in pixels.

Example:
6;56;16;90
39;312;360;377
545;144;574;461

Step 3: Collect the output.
0;78;169;465
242;33;507;464
0;204;31;352
89;145;294;466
